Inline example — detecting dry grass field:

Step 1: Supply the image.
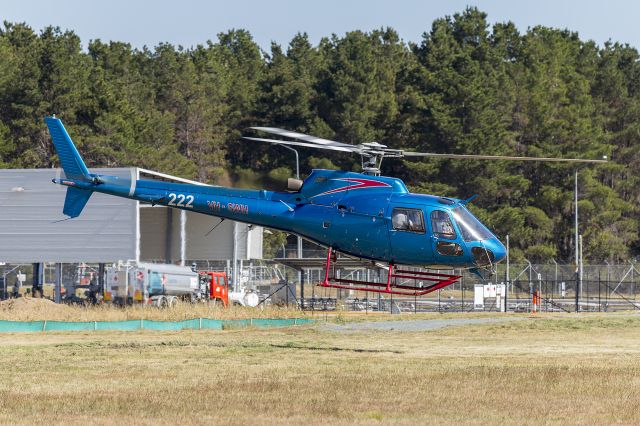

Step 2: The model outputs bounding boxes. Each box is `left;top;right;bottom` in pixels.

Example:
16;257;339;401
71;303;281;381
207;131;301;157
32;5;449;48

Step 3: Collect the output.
0;313;639;425
0;297;304;321
0;297;509;322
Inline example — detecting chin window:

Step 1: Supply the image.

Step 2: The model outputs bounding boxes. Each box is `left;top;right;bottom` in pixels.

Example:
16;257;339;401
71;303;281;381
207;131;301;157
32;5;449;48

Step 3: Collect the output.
436;241;463;256
472;247;494;266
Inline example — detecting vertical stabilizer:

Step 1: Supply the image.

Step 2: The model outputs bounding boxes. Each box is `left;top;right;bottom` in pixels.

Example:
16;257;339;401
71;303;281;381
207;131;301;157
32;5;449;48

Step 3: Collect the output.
45;116;90;181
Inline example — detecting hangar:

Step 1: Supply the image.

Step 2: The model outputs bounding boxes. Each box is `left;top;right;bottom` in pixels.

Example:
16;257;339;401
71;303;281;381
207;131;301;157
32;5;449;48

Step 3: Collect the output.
0;167;263;265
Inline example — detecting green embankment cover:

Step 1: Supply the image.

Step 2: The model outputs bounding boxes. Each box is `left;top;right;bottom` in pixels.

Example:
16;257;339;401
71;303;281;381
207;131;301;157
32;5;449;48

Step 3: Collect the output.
0;318;312;332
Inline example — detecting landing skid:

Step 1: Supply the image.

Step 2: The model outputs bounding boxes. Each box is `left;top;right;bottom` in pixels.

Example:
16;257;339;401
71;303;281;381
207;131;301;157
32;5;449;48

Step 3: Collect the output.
317;247;461;296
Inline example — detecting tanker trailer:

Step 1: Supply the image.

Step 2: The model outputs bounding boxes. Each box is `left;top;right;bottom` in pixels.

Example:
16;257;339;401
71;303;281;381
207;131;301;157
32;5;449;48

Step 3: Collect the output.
105;262;205;307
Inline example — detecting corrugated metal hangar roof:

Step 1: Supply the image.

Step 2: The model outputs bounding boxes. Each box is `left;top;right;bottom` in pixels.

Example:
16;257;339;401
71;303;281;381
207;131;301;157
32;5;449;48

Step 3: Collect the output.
0;168;262;263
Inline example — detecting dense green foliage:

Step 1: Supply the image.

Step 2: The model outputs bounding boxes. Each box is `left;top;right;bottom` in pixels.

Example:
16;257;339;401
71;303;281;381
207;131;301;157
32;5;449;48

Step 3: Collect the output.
0;9;638;262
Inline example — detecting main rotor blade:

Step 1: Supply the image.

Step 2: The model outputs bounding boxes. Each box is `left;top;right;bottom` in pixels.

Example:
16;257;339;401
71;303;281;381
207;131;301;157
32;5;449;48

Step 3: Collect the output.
243;137;358;153
251;127;354;148
402;151;608;163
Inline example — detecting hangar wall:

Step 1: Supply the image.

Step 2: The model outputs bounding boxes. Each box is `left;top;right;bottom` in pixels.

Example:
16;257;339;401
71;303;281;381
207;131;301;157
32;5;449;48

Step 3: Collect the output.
0;168;137;263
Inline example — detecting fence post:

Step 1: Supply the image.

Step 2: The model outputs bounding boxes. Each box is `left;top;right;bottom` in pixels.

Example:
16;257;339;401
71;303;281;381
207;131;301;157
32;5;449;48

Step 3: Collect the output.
504;282;508;313
586;271;589;311
461;275;465;312
42;320;46;332
94;321;97;331
605;274;609;308
598;271;601;312
140;319;144;330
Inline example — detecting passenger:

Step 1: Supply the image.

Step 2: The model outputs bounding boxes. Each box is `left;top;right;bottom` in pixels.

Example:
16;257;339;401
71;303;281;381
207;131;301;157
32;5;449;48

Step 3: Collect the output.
393;212;408;230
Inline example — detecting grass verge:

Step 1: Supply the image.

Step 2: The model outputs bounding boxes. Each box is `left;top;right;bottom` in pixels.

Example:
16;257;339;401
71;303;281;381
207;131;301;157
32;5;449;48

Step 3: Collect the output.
0;314;639;424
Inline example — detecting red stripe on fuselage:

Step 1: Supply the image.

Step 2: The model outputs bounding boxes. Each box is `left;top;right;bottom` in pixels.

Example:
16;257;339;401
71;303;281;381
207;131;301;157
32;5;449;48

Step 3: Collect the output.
311;178;391;198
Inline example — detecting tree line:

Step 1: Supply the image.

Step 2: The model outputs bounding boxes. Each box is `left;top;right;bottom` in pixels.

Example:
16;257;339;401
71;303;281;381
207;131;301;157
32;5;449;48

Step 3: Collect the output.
0;8;638;263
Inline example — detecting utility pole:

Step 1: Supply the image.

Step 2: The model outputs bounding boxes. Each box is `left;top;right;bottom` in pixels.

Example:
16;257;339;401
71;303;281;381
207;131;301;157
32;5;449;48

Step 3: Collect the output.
574;170;580;313
579;234;584;299
232;222;238;292
505;234;509;311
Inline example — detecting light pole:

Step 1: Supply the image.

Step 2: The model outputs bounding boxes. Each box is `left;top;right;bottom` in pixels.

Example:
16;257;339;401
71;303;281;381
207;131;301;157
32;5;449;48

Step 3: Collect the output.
276;143;303;302
573;157;607;310
276;143;302;257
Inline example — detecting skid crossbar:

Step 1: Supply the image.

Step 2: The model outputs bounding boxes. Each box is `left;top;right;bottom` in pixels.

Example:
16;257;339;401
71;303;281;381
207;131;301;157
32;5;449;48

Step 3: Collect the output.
317;247;461;296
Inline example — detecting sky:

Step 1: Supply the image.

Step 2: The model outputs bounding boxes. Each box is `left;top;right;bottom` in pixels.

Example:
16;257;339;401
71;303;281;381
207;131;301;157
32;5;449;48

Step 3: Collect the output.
1;0;638;51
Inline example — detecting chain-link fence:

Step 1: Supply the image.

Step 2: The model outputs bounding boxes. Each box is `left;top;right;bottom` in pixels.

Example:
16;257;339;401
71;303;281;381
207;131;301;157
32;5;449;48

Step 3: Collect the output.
0;262;102;301
2;260;639;313
295;262;640;313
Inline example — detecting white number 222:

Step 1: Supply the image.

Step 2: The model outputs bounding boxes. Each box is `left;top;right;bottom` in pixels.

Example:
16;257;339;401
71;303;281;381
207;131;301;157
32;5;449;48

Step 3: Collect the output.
167;193;194;208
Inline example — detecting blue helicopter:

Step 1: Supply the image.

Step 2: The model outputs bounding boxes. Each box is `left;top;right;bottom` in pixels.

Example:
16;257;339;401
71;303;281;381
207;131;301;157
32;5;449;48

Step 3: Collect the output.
46;117;605;295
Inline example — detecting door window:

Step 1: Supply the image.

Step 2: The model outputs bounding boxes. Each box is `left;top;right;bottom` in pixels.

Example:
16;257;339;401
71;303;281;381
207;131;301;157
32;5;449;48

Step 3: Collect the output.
392;208;425;233
431;210;457;240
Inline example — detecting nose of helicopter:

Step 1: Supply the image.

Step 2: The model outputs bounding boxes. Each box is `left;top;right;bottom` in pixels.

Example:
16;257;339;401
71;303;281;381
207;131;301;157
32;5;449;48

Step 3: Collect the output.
484;237;507;263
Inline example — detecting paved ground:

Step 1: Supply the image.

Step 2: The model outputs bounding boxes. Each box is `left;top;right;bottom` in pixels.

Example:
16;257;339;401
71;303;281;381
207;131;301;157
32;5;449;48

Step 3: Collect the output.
323;316;528;332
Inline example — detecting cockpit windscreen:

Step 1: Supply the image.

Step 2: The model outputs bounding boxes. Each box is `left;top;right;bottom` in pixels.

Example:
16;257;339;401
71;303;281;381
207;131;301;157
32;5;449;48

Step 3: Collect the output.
452;206;494;242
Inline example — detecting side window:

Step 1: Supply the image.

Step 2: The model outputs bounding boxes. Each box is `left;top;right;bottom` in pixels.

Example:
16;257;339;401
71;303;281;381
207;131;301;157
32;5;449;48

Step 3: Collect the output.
392;208;425;233
431;210;457;240
149;272;162;291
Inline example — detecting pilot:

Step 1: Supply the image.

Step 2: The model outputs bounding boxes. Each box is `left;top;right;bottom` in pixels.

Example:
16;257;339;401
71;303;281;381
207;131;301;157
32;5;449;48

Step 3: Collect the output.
441;220;453;236
433;211;454;237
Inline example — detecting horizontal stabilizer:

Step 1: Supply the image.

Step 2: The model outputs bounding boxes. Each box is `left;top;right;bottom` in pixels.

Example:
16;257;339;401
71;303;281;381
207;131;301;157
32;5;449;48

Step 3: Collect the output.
63;187;93;218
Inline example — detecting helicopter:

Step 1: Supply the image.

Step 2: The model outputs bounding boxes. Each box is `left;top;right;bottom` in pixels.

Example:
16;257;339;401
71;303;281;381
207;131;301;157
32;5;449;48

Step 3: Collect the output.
46;117;606;296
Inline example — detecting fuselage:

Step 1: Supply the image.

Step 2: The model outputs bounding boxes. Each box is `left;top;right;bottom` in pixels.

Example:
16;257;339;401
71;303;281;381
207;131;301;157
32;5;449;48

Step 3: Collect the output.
55;169;506;268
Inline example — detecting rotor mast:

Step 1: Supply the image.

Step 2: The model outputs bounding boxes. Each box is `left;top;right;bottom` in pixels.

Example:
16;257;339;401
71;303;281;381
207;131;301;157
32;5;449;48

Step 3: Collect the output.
358;141;410;175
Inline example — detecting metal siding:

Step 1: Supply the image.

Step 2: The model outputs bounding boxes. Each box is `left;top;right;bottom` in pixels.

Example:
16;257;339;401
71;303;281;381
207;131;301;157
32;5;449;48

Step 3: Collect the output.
250;226;264;259
236;223;248;260
0;168;136;263
184;211;235;260
142;209;240;262
139;207;169;261
170;210;182;261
